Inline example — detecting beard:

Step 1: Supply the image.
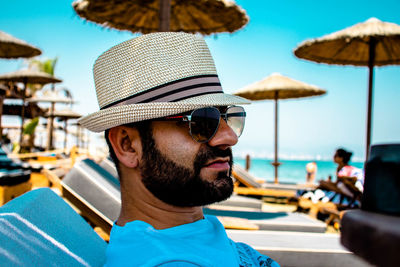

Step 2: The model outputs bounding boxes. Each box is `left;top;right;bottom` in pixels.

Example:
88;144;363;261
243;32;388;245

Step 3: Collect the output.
138;130;234;207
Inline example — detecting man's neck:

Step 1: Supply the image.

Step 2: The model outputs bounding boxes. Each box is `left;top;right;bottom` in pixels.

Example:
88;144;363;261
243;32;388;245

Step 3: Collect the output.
116;174;204;229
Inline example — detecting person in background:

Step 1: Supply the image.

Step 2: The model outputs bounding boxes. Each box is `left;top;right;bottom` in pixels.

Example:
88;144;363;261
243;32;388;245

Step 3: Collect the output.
300;148;364;206
332;148;364;198
79;32;279;267
306;161;317;184
317;148;364;202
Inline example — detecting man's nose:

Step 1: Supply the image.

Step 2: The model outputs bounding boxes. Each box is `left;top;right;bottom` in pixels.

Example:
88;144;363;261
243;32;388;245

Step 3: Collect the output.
207;119;238;148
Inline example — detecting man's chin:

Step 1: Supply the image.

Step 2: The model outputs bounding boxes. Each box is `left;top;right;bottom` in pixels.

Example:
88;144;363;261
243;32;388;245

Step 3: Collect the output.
208;175;234;202
200;167;231;183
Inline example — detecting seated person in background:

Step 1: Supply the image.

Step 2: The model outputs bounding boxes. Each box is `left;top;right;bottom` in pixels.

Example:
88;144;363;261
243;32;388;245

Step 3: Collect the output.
79;32;279;267
319;148;364;203
299;148;364;206
306;161;317;184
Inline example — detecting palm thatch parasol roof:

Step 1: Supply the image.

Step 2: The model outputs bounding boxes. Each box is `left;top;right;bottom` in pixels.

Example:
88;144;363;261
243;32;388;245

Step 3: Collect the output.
0;31;42;59
27;94;73;104
294;18;400;66
72;0;248;35
235;73;326;100
46;108;81;119
235;73;326;184
0;69;62;84
294;17;400;159
2;103;46;118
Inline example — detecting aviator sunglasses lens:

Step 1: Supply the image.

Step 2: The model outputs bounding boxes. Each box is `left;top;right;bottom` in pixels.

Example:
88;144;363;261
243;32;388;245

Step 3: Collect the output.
190;107;220;142
226;106;245;138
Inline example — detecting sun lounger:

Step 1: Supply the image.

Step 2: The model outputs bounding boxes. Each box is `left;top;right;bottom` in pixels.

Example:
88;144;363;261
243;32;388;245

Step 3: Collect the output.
61;158;120;233
227;229;373;267
0;169;32;205
295;185;362;230
204;208;326;233
99;157;118;180
232;164;297;200
0;187;107;266
207;194;263;210
232;164;263;188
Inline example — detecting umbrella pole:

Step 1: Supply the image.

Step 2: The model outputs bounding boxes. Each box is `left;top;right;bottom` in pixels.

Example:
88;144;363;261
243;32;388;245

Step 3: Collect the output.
366;38;376;160
46;102;55;150
64;120;68;150
159;0;171;31
272;92;279;184
19;81;27;147
0;95;4;141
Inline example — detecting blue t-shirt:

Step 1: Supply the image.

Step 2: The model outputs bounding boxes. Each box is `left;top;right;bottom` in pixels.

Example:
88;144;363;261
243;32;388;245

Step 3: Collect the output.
105;215;279;267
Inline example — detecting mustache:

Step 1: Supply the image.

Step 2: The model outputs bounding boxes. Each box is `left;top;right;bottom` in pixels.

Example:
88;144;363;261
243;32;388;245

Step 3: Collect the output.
194;145;233;168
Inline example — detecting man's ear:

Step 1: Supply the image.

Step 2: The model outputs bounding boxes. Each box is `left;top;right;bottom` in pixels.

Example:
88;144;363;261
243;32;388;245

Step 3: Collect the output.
108;126;142;168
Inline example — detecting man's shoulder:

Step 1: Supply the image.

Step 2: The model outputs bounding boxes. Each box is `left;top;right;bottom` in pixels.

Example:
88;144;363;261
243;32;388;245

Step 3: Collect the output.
233;242;280;267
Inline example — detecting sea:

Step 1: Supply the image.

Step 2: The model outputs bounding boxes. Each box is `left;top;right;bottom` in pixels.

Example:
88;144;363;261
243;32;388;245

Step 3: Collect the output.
233;158;365;184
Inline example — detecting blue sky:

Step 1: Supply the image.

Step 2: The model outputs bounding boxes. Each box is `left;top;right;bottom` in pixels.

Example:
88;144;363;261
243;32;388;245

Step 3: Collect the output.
1;0;399;161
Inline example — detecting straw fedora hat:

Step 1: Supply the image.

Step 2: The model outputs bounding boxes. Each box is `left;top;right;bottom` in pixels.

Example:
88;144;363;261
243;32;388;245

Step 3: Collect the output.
79;32;249;132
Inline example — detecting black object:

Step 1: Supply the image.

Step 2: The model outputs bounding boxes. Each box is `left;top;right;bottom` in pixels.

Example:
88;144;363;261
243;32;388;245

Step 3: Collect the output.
0;169;31;186
0;154;42;172
362;144;400;215
341;209;400;267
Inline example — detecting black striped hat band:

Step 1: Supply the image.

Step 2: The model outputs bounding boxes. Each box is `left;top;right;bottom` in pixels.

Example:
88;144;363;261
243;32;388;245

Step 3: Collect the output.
102;75;223;110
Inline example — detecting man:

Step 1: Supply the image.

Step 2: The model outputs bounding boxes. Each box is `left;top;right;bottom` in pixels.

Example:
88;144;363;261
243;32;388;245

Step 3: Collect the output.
79;32;279;267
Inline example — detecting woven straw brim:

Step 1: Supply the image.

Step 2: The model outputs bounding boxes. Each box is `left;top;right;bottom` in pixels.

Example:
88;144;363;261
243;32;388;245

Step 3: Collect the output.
78;93;250;132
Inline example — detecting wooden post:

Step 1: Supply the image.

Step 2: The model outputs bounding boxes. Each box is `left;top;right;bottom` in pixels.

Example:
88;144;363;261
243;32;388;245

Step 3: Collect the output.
0;94;4;141
46;102;55;150
159;0;171;32
19;80;28;147
365;38;376;161
271;91;281;184
64;119;68;150
245;154;251;171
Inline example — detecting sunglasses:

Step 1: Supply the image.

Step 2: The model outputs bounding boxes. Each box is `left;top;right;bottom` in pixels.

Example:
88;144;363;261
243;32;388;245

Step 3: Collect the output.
158;106;246;143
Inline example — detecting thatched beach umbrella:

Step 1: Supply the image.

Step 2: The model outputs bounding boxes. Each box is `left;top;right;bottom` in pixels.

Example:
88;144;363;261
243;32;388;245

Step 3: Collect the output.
72;0;248;34
27;91;73;150
51;108;81;150
0;30;42;59
2;103;45;118
0;31;42;139
0;69;62;145
0;84;7;137
234;73;326;184
294;17;400;159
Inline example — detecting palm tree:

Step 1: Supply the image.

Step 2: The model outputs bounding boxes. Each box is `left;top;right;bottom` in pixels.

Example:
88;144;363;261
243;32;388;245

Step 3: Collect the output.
27;57;58;93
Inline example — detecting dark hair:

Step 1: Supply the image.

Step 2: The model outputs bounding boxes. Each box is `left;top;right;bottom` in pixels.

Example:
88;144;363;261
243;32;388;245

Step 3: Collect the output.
104;120;152;179
335;148;353;164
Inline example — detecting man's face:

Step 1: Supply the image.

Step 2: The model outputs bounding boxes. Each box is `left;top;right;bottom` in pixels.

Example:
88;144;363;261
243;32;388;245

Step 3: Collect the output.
138;120;235;207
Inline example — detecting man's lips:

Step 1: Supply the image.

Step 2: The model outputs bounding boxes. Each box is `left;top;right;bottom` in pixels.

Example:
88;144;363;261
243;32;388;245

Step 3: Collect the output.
204;158;231;170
